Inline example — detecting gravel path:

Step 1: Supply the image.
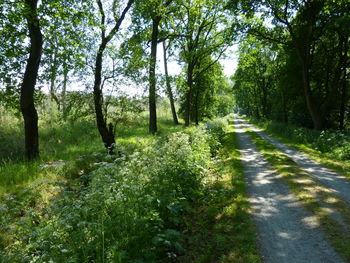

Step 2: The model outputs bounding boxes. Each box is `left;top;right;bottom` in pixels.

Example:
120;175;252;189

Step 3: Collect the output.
238;116;350;205
234;116;344;263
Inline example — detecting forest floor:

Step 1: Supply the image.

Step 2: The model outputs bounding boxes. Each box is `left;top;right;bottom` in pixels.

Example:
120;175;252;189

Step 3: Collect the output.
234;115;350;263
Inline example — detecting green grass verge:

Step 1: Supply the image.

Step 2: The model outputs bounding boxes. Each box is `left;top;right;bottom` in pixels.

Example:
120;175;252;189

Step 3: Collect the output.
179;126;261;263
246;129;350;261
0;118;183;195
248;119;350;178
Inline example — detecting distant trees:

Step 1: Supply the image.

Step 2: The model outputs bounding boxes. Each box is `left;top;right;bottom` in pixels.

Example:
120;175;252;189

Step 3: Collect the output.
175;0;230;126
229;0;350;130
0;0;233;160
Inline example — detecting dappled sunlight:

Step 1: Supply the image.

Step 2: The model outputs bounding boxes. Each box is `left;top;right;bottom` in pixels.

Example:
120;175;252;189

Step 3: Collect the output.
325;197;339;204
301;215;320;228
233;115;348;263
241;117;350;206
278;232;296;240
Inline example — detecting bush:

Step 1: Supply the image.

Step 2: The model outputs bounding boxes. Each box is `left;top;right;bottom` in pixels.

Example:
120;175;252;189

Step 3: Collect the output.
3;127;216;262
204;118;228;155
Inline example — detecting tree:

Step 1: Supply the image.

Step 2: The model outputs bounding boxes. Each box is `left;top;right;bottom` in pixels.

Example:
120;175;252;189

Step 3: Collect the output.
175;0;230;126
162;40;179;125
228;0;350;129
133;0;176;133
20;0;43;160
92;0;134;152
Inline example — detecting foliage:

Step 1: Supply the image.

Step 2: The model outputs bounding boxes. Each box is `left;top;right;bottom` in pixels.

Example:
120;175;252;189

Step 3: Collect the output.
253;120;350;161
204;118;229;155
229;0;350;130
0;126;220;262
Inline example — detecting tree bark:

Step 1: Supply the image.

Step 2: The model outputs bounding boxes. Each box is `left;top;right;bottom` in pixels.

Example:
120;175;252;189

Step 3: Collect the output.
93;43;116;152
149;16;161;134
61;68;68;121
194;90;199;125
298;50;325;130
338;32;349;130
162;41;179;125
184;63;194;126
20;0;43;160
93;0;134;152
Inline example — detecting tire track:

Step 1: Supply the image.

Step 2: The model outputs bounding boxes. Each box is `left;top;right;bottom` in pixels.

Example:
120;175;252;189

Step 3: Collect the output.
234;116;344;263
239;117;350;205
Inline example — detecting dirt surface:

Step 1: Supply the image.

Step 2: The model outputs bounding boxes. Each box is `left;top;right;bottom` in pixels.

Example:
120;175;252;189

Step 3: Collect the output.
234;116;344;263
241;118;350;205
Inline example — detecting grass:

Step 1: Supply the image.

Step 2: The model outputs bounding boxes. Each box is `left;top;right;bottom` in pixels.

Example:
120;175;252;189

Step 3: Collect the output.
179;125;261;263
0;117;184;195
248;118;350;178
1;112;261;262
246;129;350;261
0;115;185;257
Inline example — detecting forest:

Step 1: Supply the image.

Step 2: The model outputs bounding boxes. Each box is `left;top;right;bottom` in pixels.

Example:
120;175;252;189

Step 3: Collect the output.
0;0;349;262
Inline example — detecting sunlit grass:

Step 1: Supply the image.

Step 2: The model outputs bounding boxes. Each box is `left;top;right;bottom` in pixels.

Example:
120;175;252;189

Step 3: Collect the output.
246;129;350;261
0;116;183;196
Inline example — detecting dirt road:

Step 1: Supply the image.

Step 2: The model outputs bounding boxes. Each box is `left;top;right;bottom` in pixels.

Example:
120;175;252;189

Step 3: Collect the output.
234;116;344;263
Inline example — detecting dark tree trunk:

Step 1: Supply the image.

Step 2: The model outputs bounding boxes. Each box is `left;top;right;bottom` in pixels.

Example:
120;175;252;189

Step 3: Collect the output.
93;44;115;152
20;0;43;160
61;68;68;121
338;33;349;130
292;0;326;130
162;41;179;125
93;0;134;152
184;63;194;126
149;16;161;134
194;91;199;125
299;53;325;130
281;90;288;123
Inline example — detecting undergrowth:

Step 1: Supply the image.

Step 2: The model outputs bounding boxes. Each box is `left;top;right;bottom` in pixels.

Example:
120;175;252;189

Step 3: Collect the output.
179;125;261;263
0;119;240;262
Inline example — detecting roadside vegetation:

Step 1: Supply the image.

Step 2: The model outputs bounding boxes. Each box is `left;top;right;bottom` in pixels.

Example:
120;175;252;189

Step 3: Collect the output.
247;119;350;178
0;106;260;262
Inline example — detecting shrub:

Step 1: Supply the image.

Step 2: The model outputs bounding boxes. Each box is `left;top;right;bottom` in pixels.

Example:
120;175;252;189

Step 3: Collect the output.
204;118;228;155
3;127;216;262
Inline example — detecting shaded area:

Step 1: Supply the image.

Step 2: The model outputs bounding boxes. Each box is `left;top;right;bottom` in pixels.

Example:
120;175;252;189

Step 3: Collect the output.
242;118;350;205
234;116;344;263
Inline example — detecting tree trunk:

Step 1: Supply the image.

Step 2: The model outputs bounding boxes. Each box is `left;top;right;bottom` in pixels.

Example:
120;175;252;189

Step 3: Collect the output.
149;16;161;134
194;91;199;125
299;55;325;130
281;90;288;123
338;33;348;130
20;0;43;160
162;41;179;125
49;51;60;110
93;0;133;152
93;44;115;152
61;68;68;121
184;63;194;126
